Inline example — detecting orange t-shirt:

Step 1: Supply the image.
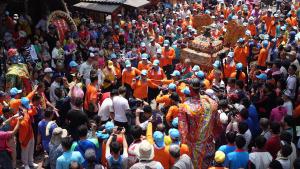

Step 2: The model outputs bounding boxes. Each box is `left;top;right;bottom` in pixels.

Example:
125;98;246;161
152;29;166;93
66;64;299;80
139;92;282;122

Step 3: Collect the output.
137;61;152;71
262;15;274;31
9;90;35;115
248;24;257;36
161;47;175;67
148;68;166;85
131;79;158;99
286;17;297;26
224;63;236;78
153;147;171;168
122;68;141;86
257;48;268;67
230;71;247;82
166;105;179;125
114;63;122;79
234;46;249;66
156;94;172;107
156;36;164;45
268;22;276;37
84;84;98;111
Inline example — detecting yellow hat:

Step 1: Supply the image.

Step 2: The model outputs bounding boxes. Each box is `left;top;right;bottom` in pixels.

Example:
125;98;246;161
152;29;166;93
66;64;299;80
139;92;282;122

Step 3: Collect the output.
214;151;225;163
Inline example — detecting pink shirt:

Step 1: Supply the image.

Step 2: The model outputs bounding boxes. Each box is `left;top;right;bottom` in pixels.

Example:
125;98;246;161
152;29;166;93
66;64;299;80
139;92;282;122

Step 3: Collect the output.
270;106;287;122
0;131;12;152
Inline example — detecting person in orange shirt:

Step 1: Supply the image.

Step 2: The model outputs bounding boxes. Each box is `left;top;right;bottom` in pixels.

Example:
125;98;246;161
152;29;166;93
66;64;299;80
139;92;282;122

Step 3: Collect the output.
137;53;152;71
155;30;164;45
166;93;180;127
234;1;242;13
247;17;256;36
257;40;269;69
223;52;236;79
148;60;166;101
155;83;176;110
195;71;211;90
261;9;274;31
9;86;37;115
131;70;159;100
234;38;249;66
122;60;141;97
230;63;247;83
110;53;122;80
146;123;172;169
207;60;223;82
286;14;298;27
12;97;38;168
161;40;175;78
84;74;98;117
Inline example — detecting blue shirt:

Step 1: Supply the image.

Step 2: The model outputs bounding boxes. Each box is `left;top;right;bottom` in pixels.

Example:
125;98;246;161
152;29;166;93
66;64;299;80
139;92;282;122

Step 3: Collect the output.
248;104;260;136
225;150;249;169
56;151;85;169
38;120;57;152
73;139;100;167
218;144;236;165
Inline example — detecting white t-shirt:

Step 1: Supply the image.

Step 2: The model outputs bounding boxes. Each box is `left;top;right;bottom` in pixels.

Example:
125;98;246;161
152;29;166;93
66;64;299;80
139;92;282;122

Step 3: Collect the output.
98;98;113;121
112;95;129;122
79;61;92;85
283;101;293;116
249;151;272;169
286;75;297;99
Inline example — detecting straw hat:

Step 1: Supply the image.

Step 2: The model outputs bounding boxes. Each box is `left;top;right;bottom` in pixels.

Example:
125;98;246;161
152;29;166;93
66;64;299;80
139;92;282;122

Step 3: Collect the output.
135;140;154;161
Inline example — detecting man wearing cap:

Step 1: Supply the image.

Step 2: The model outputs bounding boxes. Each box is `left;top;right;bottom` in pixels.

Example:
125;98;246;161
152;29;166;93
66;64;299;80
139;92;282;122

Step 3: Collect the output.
234;38;249;67
262;9;275;31
161;40;175;78
9;86;37;115
223;52;236;79
122;60;141;97
247;17;257;36
137;53;152;71
131;70;159;100
148;60;167;101
147;37;161;57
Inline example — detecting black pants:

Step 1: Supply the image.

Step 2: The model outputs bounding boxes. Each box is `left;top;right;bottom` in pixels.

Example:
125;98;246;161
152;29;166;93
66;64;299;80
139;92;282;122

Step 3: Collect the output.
148;87;160;102
124;83;133;99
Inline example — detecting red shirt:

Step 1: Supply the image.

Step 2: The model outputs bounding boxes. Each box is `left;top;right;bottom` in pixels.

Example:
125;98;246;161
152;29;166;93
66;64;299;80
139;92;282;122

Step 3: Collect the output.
0;131;12;152
265;135;281;159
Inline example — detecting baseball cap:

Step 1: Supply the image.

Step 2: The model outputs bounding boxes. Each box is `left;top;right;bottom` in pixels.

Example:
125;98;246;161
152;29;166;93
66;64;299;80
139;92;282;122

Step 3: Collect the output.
153;131;164;148
227;52;234;58
141;70;148;76
163;40;170;46
192;65;200;72
141;53;148;60
196;71;205;79
125;60;131;68
156;48;162;54
153;59;160;66
181;87;191;95
236;63;243;70
262;40;269;48
214;151;226;163
170;70;180;77
168;83;177;90
10;87;22;96
169;128;180;139
172;117;178;128
21;97;31;109
237;38;245;43
110;53;117;59
69;61;78;67
44;67;54;73
105;121;114;131
256;73;267;80
140;42;146;47
213;60;221;68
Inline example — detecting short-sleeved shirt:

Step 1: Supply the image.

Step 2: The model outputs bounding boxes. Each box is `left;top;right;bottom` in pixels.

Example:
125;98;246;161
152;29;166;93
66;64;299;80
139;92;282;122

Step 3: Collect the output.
38;120;57;152
84;84;98;111
56;151;85;169
112;95;130;122
98;98;113;121
225;150;249;169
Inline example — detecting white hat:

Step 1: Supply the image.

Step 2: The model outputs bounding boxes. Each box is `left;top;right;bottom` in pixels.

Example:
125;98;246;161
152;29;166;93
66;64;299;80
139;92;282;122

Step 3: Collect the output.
44;67;53;73
135;140;154;161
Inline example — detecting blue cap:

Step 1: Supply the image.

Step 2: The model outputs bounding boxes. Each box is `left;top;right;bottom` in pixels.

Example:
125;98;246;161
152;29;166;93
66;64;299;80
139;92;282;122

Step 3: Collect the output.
141;70;148;76
237;38;245;43
125;60;131;68
110;53;117;59
169;128;180;139
192;65;200;72
140;42;146;47
105;121;114;131
213;60;221;68
181;87;191;95
172;117;178;128
196;71;205;78
10;87;22;96
227;52;234;58
153;59;160;66
168;83;177;90
236;63;243;70
21;97;31;109
256;73;267;80
69;61;78;67
262;40;269;48
141;53;148;59
153;131;164;148
164;40;170;46
170;70;181;77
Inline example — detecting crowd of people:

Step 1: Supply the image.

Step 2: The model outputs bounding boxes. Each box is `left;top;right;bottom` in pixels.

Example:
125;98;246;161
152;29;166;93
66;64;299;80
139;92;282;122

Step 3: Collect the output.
1;0;300;169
